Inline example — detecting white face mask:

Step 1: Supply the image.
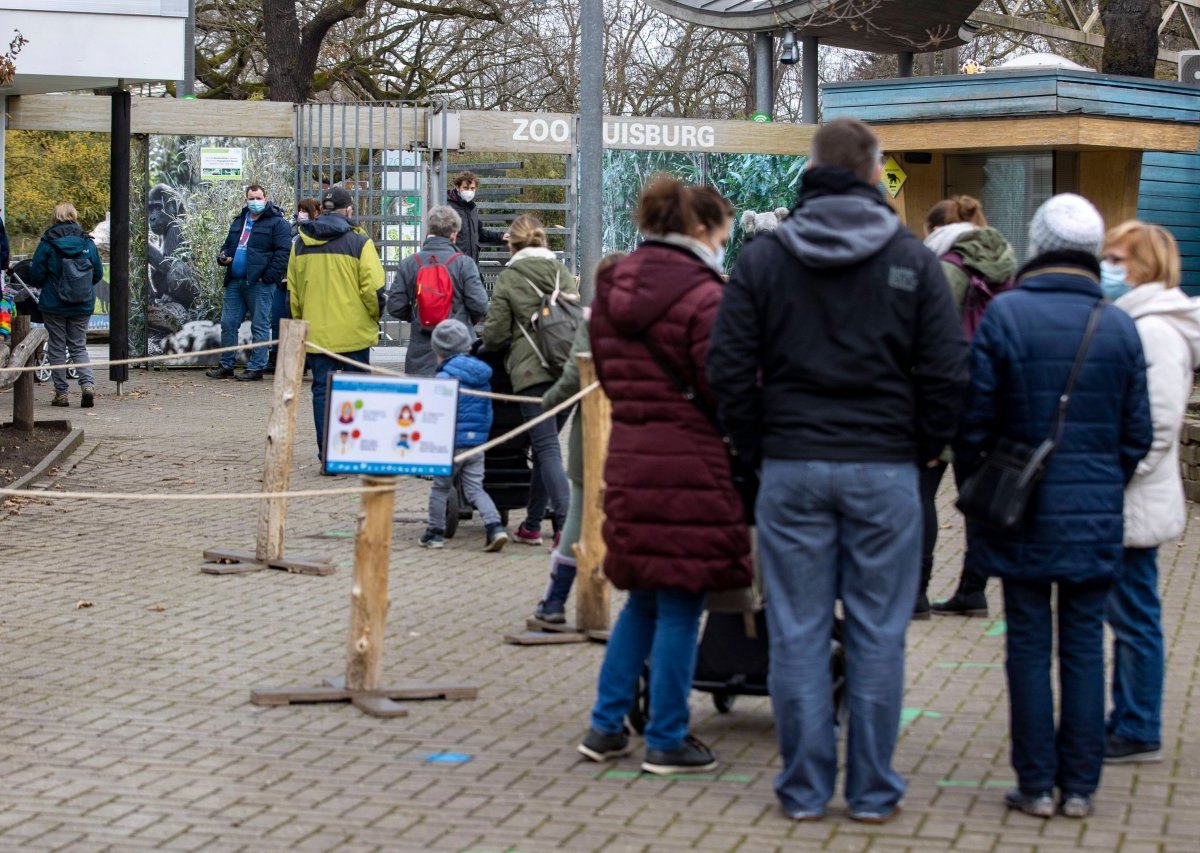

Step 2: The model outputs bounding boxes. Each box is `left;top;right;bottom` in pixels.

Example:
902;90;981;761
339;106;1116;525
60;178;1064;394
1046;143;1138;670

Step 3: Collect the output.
459;189;476;203
296;211;310;222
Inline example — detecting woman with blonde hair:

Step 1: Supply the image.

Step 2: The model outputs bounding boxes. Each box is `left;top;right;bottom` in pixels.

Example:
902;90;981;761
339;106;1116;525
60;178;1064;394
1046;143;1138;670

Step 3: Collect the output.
1100;220;1200;764
29;202;103;407
482;214;579;546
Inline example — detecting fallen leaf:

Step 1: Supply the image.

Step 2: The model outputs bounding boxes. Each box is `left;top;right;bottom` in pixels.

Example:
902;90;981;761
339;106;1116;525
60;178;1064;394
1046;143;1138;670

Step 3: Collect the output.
146;604;166;613
75;600;94;609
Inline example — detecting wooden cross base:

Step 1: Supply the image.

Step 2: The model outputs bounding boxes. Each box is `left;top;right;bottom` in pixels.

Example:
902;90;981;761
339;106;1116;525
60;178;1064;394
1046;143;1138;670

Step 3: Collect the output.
201;547;336;576
250;676;478;718
503;618;611;645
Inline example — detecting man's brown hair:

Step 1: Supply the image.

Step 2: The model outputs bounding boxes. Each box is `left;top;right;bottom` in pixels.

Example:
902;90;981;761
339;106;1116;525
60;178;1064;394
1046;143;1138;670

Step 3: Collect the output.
454;171;477;188
810;118;881;183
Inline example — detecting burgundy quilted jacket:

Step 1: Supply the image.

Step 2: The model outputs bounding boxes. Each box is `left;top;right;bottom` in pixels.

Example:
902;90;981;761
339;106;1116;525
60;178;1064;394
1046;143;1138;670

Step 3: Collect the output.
590;241;753;594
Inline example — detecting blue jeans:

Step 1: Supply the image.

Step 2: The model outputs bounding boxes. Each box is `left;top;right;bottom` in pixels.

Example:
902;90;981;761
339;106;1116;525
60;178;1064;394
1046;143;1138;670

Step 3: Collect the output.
590;589;706;751
1106;547;1162;744
1003;578;1111;796
219;278;272;371
757;458;920;817
307;349;370;460
269;285;291;360
518;382;570;530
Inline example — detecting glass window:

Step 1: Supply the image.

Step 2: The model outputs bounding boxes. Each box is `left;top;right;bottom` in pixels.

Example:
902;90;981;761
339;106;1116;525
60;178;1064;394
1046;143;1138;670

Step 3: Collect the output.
944;153;1054;263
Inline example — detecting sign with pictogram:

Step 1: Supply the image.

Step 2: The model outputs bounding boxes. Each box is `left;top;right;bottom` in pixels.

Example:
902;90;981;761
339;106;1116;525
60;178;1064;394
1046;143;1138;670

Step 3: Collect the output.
882;155;907;198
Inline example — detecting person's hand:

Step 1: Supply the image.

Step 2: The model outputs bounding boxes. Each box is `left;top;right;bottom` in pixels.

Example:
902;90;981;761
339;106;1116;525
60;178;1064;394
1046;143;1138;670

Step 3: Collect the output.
217;252;231;267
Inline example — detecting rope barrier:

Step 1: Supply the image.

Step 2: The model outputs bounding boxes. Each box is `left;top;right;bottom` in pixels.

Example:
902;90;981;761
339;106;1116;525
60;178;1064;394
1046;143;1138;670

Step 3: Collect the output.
453;382;599;464
305;342;546;404
0;339;279;373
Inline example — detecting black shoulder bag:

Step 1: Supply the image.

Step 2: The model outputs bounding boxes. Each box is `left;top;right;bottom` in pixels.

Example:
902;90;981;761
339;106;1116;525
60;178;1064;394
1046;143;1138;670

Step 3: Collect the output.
955;299;1104;532
640;335;760;525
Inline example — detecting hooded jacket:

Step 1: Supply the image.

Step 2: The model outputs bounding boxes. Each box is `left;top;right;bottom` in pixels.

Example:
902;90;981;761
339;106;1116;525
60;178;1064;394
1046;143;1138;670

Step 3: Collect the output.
387;235;489;377
219;202;292;288
481;247;579;393
437;353;494;449
929;226;1018;311
446;188;505;264
1114;283;1200;548
589;242;753;595
955;252;1152;584
708;167;969;466
287;213;385;353
31;221;104;318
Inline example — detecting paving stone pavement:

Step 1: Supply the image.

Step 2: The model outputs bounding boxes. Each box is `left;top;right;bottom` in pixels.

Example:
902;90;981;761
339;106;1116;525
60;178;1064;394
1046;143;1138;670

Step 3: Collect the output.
2;366;1200;852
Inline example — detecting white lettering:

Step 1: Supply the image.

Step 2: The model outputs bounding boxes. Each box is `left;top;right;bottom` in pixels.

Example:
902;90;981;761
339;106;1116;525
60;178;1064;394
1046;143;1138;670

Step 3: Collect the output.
644;125;660;146
697;126;716;148
629;123;644;145
603;121;620;145
513;118;529;141
550;119;571;142
681;126;696;147
662;125;680;147
529;118;549;142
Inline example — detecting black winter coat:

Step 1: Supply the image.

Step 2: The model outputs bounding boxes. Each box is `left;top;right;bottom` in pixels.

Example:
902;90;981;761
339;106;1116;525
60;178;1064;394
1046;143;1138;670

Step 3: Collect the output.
447;189;505;264
219;203;292;288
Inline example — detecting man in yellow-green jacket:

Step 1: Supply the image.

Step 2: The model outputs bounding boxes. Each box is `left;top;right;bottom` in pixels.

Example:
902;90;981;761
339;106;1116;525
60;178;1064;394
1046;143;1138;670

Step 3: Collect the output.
287;187;385;463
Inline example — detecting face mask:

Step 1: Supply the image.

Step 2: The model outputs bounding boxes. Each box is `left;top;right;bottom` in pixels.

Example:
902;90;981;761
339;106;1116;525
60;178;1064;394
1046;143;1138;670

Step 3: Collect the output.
296;211;310;222
1100;260;1131;302
247;199;267;214
459;189;476;203
712;245;726;269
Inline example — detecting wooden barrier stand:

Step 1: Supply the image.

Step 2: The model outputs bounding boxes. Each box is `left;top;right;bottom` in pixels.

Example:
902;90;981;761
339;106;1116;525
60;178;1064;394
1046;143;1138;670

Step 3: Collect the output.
573;353;612;638
3;316;46;429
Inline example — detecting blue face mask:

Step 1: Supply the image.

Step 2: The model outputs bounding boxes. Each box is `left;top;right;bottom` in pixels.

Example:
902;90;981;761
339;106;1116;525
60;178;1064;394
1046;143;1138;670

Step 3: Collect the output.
247;199;267;214
1100;260;1131;302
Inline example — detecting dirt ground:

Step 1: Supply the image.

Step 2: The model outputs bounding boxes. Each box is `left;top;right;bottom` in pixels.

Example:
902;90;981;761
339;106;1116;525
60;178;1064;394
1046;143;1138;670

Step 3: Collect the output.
0;421;71;486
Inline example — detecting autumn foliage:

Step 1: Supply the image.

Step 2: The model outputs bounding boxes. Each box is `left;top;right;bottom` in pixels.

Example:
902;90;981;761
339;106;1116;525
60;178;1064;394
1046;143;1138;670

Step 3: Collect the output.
4;131;110;250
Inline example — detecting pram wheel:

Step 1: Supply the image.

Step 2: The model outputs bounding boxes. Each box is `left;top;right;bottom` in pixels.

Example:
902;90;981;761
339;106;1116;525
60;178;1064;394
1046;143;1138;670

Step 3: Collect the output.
712;693;736;714
444;488;460;539
34;345;50;383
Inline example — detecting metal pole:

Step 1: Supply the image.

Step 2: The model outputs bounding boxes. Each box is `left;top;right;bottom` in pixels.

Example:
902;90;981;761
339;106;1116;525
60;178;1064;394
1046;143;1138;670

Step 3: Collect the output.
754;31;774;118
802;37;819;125
109;89;131;388
578;0;604;303
178;0;195;97
898;52;914;77
0;96;6;230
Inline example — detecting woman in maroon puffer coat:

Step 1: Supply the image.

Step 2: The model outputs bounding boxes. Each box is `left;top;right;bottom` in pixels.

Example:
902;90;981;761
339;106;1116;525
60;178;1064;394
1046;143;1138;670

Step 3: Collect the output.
576;177;753;775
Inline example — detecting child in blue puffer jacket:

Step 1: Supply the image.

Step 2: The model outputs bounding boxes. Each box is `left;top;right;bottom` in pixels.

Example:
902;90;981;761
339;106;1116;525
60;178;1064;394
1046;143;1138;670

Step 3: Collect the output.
421;319;509;551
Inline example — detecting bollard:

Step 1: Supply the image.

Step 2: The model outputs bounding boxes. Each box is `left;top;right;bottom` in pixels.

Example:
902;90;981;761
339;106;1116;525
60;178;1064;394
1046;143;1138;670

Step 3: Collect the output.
573;353;612;634
12;316;33;434
255;319;309;563
345;474;397;691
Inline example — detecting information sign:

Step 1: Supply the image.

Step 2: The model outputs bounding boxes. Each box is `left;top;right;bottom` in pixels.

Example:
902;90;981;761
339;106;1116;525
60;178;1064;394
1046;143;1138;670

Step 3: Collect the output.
882;155;908;198
200;147;244;181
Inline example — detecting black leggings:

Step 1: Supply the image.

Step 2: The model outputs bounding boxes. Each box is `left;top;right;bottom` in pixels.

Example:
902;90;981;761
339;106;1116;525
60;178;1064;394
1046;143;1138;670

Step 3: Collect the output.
919;461;949;599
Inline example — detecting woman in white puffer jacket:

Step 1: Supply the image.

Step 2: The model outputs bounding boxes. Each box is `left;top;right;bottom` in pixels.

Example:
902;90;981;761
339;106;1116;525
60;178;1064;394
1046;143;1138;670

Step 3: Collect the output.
1102;221;1200;765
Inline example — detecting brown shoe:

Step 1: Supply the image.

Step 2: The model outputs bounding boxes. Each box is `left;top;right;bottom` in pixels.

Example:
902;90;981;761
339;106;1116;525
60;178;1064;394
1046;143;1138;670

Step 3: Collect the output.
51;392;69;407
849;805;901;824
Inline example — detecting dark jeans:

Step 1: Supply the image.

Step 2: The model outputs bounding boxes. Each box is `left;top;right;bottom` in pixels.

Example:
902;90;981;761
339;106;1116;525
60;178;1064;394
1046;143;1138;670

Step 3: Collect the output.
307;349;370;460
219;278;272;371
1106;547;1163;744
951;461;988;597
269;285;291;360
918;461;948;602
1003;578;1111;797
518;382;570;530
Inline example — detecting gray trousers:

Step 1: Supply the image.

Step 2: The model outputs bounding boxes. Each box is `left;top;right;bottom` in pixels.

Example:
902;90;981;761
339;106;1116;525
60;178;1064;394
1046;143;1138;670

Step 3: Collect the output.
42;314;94;394
427;454;501;529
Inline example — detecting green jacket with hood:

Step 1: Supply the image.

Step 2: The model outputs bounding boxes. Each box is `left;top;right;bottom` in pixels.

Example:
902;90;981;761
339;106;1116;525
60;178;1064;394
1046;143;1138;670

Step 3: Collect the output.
937;226;1017;310
481;247;579;393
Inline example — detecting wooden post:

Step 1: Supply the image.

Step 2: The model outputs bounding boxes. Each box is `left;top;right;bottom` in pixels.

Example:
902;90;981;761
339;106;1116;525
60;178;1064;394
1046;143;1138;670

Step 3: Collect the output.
345;475;397;691
573;353;612;634
255;318;309;563
12;316;33;434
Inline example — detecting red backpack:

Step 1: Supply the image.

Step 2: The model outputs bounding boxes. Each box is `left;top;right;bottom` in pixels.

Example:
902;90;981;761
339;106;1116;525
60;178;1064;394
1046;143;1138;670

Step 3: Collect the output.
414;252;461;330
941;251;1014;341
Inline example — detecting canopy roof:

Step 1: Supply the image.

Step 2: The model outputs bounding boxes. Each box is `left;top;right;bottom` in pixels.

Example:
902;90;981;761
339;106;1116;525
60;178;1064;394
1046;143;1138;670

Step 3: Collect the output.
645;0;984;52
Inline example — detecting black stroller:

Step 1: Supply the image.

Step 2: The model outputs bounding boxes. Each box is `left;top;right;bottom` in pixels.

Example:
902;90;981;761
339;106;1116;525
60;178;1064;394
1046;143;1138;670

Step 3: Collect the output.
7;260;79;384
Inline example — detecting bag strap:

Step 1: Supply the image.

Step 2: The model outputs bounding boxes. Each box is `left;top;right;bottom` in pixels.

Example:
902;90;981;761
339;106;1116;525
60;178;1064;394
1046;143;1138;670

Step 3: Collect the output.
512;273;550;367
639;333;722;434
1048;300;1105;446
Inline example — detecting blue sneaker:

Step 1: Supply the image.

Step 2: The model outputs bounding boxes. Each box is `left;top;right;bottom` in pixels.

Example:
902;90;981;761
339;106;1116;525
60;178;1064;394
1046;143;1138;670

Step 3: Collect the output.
419;527;445;549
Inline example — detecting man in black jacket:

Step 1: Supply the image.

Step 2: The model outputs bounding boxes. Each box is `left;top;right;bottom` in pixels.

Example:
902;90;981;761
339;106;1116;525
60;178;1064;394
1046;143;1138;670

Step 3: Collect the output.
207;184;292;381
446;170;506;265
708;118;968;824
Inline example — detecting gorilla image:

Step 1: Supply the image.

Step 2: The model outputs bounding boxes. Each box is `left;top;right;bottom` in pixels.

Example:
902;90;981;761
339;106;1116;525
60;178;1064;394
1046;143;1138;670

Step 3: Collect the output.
146;183;197;310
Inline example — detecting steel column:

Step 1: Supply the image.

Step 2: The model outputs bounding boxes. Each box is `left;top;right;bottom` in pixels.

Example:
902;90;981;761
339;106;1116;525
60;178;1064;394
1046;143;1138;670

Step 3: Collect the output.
578;0;604;303
754;31;774;117
802;37;819;125
109;90;131;387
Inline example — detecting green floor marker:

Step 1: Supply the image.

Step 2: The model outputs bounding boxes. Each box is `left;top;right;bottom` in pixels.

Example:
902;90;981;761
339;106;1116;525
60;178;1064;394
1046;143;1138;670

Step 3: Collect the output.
985;620;1007;637
900;708;944;728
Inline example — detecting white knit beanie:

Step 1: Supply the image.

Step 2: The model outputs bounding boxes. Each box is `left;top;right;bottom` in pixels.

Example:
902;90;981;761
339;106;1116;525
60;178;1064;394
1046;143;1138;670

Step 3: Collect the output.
1027;193;1104;258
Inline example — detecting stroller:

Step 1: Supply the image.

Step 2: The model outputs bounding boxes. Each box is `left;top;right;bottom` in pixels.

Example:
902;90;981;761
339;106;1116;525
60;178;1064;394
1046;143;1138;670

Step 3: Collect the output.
6;260;79;383
628;607;848;733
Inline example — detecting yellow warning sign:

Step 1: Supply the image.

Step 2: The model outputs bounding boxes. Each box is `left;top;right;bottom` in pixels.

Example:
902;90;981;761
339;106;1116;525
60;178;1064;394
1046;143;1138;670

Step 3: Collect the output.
882;155;907;198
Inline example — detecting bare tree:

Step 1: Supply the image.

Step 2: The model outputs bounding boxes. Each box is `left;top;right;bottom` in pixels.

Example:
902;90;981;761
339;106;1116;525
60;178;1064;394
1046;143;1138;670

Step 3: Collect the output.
1100;0;1161;77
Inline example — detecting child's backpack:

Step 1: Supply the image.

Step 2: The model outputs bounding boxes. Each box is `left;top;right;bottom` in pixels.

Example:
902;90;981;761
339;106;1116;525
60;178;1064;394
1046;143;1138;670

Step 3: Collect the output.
49;240;96;305
517;269;582;376
941;251;1014;341
414;251;461;330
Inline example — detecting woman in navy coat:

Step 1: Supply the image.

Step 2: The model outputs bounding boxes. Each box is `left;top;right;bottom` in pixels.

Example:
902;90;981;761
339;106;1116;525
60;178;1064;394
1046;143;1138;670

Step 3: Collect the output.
954;194;1152;820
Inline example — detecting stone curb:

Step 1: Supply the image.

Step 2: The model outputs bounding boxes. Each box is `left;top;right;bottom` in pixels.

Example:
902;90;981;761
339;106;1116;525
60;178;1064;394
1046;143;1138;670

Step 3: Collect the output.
8;421;85;491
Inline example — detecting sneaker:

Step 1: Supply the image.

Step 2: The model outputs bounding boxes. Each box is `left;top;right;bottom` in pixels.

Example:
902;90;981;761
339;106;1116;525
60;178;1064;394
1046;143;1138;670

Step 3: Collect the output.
913;592;931;621
483;524;509;553
514;524;543;547
80;385;95;408
1059;793;1094;819
419;527;445;549
51;392;69;407
931;590;989;617
849;805;902;825
1105;734;1162;764
206;366;236;379
1004;788;1055;819
577;727;632;762
236;369;265;382
534;598;567;624
641;735;718;775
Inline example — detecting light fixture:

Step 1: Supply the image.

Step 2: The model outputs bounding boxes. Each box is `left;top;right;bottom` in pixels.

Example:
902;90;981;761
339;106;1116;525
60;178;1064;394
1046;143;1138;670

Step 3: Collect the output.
780;29;800;65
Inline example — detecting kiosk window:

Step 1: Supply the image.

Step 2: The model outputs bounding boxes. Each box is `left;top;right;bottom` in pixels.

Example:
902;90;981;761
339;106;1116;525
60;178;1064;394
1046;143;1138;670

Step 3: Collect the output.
944;153;1053;263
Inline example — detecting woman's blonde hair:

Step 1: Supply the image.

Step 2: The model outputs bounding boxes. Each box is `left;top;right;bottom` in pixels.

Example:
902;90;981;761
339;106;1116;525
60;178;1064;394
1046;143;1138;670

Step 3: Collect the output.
508;214;548;251
52;202;79;224
1103;220;1181;289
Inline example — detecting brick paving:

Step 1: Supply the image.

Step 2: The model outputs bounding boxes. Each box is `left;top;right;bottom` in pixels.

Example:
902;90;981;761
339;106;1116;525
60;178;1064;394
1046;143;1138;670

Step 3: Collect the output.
2;364;1200;852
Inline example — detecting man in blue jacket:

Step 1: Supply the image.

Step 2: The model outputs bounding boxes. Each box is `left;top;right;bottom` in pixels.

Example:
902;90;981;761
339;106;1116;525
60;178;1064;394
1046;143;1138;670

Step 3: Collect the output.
708;118;969;824
207;184;292;381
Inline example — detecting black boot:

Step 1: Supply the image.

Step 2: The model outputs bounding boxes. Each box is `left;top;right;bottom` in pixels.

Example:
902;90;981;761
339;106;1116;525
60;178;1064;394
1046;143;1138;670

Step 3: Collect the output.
534;552;577;624
931;572;988;617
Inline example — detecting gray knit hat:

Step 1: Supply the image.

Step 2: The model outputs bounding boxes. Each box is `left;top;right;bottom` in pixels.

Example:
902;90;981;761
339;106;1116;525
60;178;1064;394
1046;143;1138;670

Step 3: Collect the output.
431;318;472;361
1027;193;1104;258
